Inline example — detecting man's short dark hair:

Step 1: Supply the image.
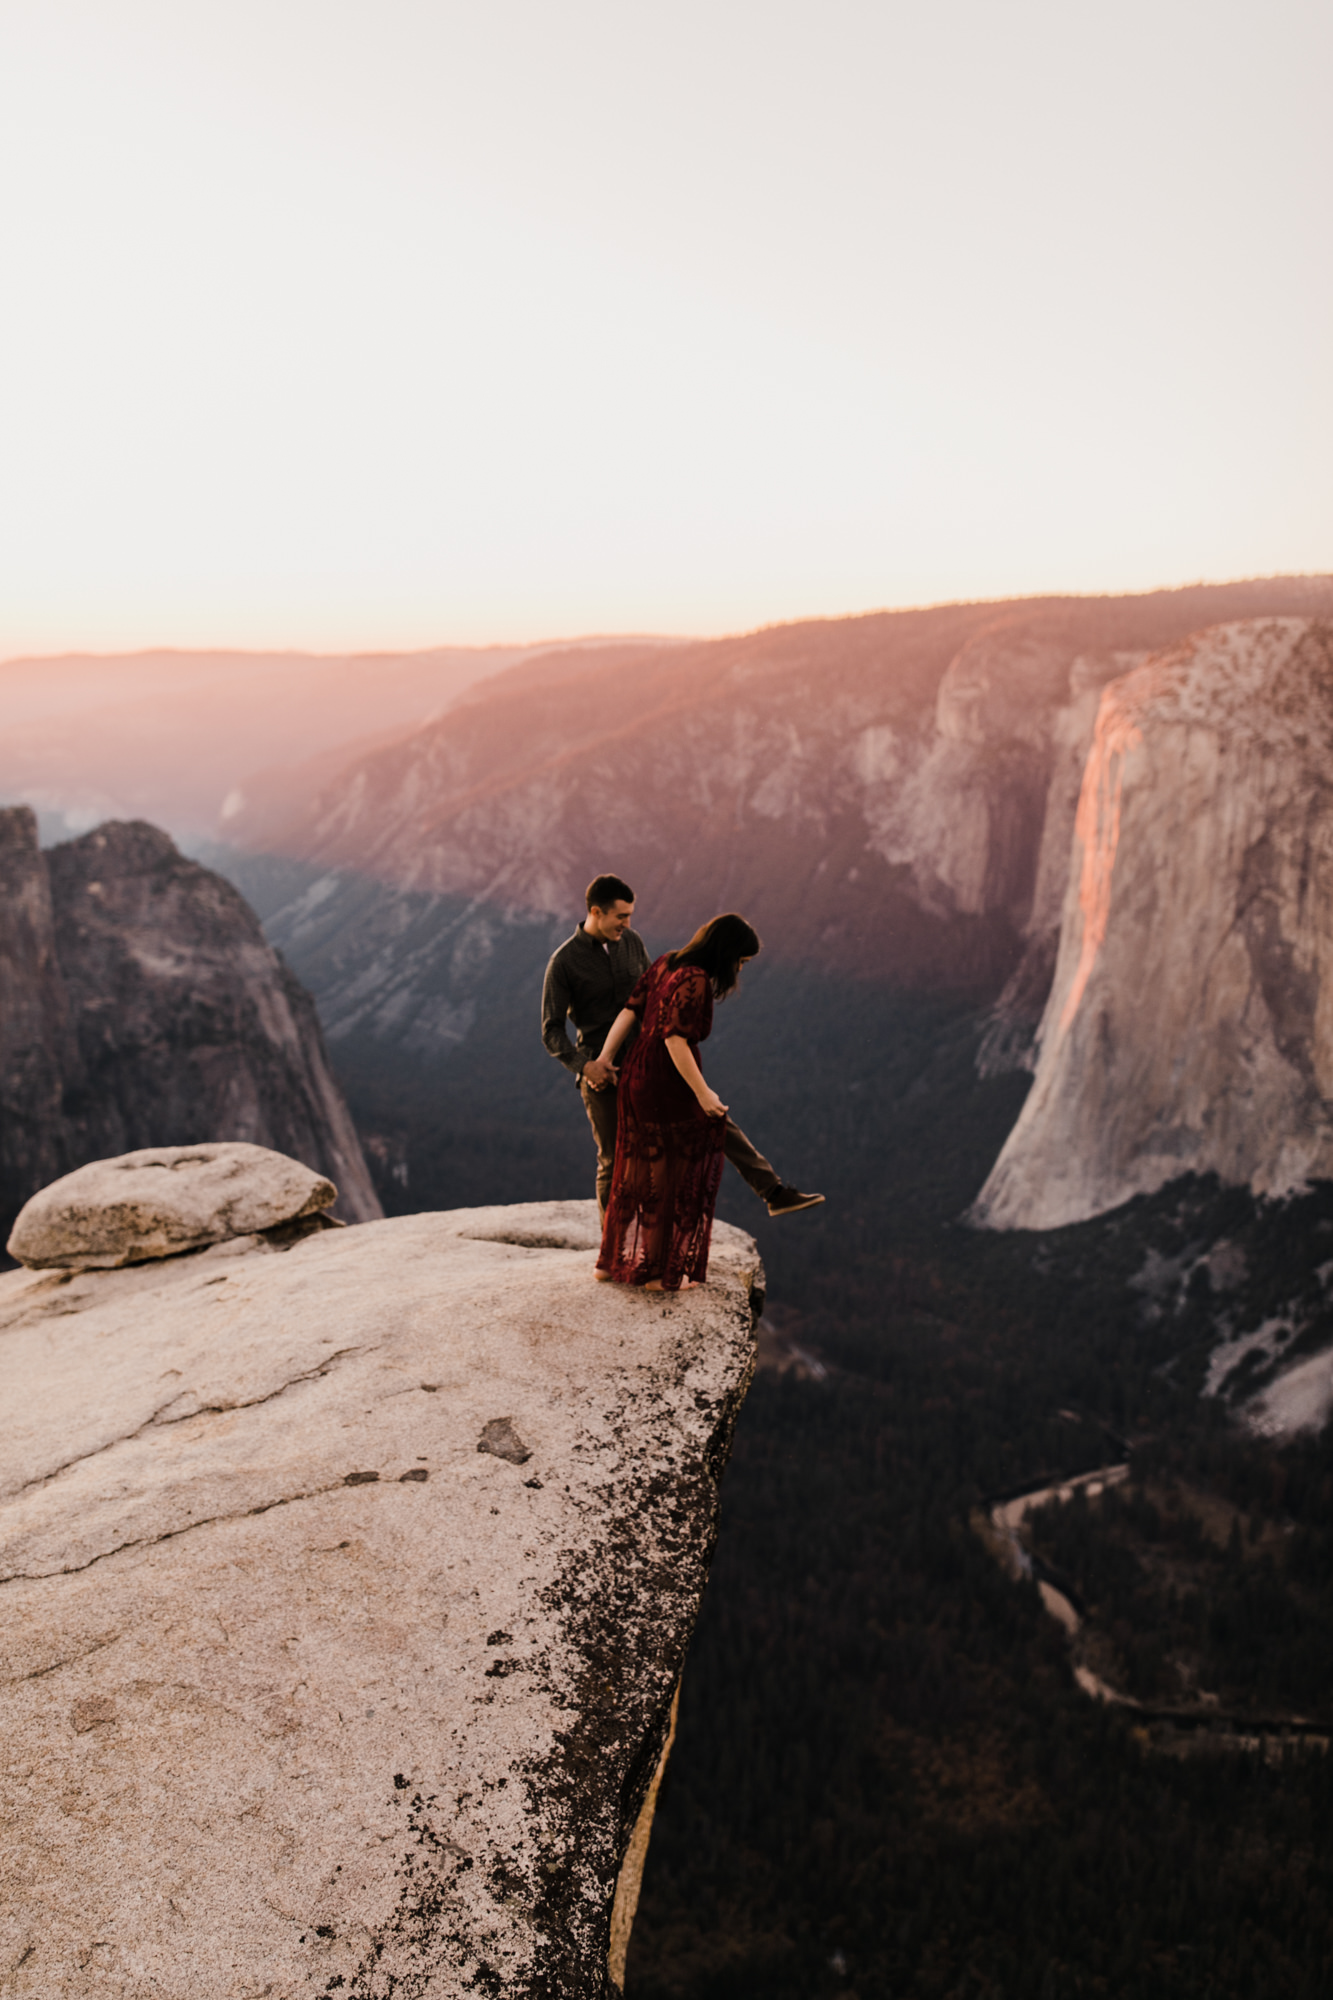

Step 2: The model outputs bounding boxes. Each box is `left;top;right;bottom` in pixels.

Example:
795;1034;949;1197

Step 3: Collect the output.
586;873;634;911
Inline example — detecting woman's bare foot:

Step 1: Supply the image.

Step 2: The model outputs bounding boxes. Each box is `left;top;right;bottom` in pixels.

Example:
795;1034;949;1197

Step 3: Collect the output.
594;1268;613;1282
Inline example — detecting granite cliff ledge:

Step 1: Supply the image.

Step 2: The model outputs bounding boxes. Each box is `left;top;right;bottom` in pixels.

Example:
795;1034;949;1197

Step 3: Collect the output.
0;1198;763;1997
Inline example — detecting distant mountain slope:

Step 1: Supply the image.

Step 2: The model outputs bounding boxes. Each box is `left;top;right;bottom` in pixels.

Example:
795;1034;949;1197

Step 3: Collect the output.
0;809;381;1239
0;635;680;838
222;579;1333;1029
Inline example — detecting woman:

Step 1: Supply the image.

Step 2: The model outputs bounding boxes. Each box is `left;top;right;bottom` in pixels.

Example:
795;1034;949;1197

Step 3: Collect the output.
594;913;761;1292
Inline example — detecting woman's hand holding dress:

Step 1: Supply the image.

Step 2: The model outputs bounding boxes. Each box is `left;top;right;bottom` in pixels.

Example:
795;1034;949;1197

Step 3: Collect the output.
664;1032;726;1117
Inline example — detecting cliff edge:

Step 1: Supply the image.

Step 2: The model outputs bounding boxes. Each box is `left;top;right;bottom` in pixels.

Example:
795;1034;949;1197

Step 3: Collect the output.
0;1196;761;1997
972;618;1333;1229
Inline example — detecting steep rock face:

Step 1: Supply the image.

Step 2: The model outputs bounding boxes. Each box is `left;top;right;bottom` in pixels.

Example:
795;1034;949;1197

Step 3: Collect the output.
975;649;1148;1075
0;816;381;1233
0;810;76;1226
0;1199;761;1997
217;582;1333;1061
973;619;1333;1229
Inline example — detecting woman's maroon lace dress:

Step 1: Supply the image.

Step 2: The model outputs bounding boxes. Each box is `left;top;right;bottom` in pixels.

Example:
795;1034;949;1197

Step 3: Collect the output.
596;958;727;1290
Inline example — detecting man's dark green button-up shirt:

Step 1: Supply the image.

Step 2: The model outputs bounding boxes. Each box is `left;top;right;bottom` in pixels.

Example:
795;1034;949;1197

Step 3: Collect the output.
541;924;650;1078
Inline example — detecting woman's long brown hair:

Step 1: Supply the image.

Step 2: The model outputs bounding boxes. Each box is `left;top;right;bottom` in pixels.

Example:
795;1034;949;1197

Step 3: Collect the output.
667;912;762;998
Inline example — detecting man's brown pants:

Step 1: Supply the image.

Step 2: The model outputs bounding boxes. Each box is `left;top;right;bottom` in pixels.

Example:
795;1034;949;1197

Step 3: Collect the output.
580;1074;779;1219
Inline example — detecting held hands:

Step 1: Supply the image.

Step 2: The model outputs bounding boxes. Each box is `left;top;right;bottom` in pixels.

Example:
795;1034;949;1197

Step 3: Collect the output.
583;1056;617;1090
697;1087;728;1120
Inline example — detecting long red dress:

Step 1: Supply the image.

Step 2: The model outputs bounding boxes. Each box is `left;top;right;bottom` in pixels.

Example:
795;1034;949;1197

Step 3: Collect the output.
596;958;727;1291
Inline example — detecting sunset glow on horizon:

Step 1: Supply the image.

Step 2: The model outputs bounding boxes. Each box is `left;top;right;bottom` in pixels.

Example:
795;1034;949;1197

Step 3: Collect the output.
2;0;1330;658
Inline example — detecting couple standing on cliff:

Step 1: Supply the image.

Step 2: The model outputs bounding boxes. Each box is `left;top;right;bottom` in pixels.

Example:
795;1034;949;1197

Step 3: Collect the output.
541;873;823;1293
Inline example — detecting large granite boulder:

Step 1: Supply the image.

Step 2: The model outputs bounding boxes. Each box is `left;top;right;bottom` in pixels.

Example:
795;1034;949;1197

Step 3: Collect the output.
0;1199;762;1997
6;1141;337;1270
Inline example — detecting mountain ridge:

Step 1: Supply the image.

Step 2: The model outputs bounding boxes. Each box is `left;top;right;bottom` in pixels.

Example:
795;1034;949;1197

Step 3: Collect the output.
217;581;1333;1046
0;634;684;839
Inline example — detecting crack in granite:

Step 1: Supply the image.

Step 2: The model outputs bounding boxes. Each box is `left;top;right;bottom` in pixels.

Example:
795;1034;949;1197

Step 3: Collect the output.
0;1478;363;1586
3;1630;124;1686
1;1346;366;1505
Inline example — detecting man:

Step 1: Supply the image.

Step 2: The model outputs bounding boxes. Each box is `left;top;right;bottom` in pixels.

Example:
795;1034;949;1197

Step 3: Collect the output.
541;872;824;1221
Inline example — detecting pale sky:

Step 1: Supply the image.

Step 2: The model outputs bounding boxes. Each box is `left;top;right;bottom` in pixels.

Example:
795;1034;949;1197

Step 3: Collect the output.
1;0;1329;654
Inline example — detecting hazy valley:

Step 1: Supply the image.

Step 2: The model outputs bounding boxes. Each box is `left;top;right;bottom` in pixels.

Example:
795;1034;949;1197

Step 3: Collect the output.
6;579;1333;1995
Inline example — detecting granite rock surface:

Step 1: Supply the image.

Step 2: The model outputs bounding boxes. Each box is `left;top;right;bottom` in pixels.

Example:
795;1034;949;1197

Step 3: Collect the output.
0;1199;762;1998
973;618;1333;1229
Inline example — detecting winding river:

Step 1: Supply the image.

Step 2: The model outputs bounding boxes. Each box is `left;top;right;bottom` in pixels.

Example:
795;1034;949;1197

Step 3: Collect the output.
985;1462;1132;1704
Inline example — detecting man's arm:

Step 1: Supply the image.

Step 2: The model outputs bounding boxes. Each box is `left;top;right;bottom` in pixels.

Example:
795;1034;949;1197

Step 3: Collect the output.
541;954;584;1076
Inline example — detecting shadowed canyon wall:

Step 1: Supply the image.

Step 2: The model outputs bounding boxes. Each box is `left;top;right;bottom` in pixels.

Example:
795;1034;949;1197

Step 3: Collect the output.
0;809;381;1239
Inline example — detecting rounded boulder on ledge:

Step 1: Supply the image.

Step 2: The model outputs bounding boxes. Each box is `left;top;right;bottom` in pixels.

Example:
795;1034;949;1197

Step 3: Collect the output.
5;1142;337;1270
